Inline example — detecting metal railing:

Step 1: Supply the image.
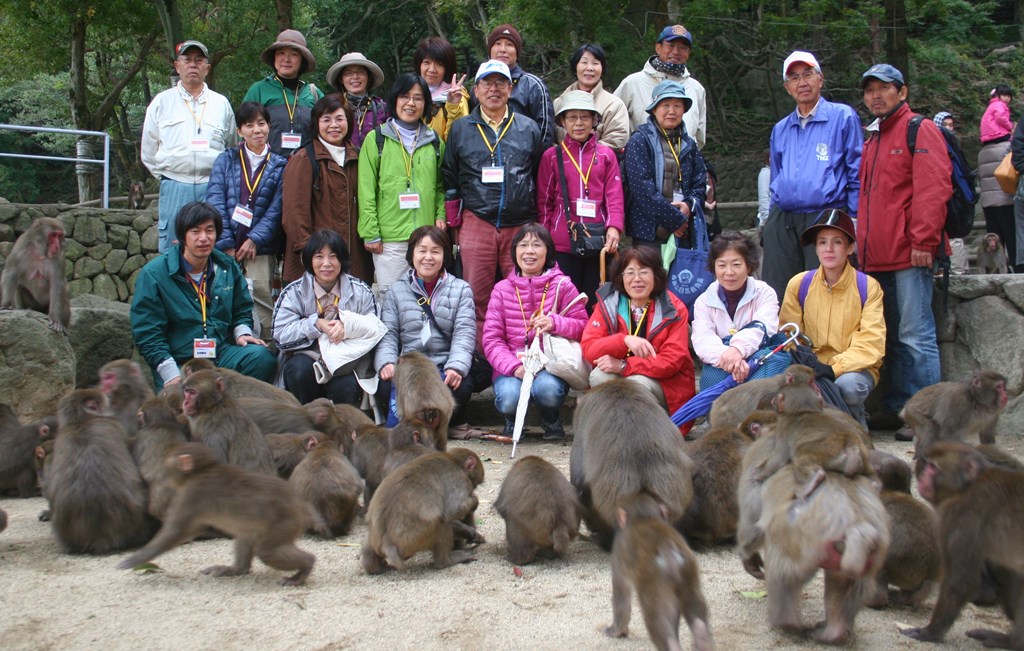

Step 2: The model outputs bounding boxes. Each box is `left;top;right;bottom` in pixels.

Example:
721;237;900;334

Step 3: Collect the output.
0;124;110;208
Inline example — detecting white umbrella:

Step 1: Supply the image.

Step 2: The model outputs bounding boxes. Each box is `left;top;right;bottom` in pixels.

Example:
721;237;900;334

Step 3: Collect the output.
511;336;548;459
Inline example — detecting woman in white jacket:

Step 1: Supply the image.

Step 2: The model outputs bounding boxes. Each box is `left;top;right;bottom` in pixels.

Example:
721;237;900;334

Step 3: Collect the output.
691;231;779;387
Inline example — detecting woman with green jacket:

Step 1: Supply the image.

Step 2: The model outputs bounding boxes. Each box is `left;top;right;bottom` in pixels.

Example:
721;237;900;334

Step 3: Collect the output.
357;73;446;296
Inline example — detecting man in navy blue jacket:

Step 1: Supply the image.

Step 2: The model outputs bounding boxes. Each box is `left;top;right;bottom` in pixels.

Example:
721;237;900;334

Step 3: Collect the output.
763;51;863;300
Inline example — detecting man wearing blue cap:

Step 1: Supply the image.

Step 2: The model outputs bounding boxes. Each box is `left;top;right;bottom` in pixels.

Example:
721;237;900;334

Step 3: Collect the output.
615;25;707;149
762;51;863;300
856;63;950;433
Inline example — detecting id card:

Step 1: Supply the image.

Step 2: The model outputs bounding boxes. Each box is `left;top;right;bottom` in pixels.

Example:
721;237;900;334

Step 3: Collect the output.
399;193;421;210
576;199;597;218
481;166;505;183
231;204;254;227
672;190;686;204
281;132;301;149
190;138;210;152
193;338;217;359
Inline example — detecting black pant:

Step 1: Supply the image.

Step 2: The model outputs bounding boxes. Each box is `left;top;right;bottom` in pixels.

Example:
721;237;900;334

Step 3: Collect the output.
283;353;389;408
555;251;603;309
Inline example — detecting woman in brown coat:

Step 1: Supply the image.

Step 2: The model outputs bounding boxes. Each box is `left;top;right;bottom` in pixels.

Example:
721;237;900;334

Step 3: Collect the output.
281;93;370;283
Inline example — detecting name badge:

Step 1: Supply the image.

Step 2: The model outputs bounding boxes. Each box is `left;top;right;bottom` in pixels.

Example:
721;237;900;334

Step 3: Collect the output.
193;338;217;359
481;166;505;183
399;193;421;210
281;132;301;149
672;190;686;204
231;205;254;227
576;199;597;218
190;138;210;152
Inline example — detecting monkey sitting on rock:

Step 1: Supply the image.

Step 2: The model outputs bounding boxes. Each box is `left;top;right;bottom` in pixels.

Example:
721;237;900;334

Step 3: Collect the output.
976;233;1009;275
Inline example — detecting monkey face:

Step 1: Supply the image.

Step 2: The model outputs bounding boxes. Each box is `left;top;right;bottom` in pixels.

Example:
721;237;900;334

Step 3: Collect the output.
47;230;65;257
182;388;199;417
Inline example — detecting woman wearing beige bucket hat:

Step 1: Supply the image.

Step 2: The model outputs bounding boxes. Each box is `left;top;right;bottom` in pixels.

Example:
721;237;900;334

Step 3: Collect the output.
243;29;323;156
327;52;388;152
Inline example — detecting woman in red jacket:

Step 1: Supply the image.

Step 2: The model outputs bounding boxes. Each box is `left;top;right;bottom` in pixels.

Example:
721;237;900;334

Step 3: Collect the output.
581;245;695;433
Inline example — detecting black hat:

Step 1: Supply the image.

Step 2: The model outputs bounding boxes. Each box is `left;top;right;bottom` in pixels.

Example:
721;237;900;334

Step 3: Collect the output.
800;209;856;246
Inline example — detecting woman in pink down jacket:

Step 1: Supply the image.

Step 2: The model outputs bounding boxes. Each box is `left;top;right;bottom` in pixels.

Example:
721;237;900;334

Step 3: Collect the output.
482;223;588;440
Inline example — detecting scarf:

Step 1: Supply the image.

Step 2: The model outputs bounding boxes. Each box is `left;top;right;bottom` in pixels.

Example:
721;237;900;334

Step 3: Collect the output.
649;55;689;79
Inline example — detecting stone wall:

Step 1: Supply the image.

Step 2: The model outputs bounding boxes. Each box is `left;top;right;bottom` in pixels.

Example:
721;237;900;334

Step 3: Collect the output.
0;199;158;303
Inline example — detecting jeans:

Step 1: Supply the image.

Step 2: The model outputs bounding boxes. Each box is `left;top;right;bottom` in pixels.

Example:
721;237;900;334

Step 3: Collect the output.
834;370;875;427
493;371;568;426
157;179;208;253
872;267;941;412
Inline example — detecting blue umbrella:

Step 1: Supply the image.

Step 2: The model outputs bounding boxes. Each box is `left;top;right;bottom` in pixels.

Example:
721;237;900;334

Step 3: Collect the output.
671;323;801;428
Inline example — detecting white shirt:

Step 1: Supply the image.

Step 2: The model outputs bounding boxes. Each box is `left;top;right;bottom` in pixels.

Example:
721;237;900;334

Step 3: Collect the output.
141;82;235;184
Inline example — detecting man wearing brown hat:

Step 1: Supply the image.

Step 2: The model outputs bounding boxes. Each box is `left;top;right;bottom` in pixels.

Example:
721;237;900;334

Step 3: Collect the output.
484;24;556;146
243;29;323;156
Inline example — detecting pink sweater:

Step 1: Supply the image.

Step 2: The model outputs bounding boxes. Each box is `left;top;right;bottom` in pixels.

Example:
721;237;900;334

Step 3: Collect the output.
980;97;1013;143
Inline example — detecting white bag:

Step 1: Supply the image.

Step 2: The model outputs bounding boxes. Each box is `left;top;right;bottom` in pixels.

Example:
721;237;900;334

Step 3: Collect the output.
541;289;591;390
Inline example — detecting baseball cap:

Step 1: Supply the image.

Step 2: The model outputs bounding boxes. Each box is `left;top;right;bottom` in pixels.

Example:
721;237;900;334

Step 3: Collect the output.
800;209;856;246
861;64;904;88
176;40;209;59
657;25;693;45
783;51;821;79
474;59;512;83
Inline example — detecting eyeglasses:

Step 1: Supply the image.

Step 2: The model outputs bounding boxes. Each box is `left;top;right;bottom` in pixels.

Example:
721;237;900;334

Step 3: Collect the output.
622;269;654;280
398;94;426;104
562;115;594;124
786;70;819;84
178;56;207;65
319;116;348;125
477;79;510;89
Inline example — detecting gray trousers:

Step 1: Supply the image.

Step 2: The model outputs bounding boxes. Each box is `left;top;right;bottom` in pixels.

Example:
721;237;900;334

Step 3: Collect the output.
761;206;821;301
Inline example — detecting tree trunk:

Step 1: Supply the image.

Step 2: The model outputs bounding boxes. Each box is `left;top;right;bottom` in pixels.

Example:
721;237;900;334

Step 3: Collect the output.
69;17;98;203
153;0;184;62
885;0;908;80
275;0;292;32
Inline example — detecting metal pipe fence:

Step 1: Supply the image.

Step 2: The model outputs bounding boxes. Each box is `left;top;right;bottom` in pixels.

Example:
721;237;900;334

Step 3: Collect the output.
0;123;110;208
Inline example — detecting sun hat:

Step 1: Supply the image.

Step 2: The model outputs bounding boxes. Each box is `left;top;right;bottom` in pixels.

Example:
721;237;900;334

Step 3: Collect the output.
261;29;316;74
326;52;385;91
644;80;693;113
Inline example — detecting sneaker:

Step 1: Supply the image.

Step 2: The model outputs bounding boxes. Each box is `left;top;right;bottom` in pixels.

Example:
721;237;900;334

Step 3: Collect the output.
542;422;566;441
502;420;514;437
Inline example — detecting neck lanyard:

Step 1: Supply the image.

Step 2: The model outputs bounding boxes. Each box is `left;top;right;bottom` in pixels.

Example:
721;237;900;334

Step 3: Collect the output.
182;95;208;135
658;126;683;182
476;113;514;162
514;281;549;347
356;99;372;131
238;146;267;204
187;269;209;334
276;76;298;125
398;127;421;189
630;300;651;337
315;293;339;316
560;139;597;197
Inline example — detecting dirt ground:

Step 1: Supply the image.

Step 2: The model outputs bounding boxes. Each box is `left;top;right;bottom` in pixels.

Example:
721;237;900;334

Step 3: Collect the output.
0;428;1019;651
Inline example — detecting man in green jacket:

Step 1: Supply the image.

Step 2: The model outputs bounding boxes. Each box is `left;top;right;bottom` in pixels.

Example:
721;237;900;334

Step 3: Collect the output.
131;202;277;390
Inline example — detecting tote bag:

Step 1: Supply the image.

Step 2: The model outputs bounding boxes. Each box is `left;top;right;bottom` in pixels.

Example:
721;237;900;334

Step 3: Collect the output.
667;204;714;315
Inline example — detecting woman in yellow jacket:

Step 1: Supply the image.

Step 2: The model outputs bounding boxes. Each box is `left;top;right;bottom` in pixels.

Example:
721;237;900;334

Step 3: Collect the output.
779;209;885;427
413;37;468;141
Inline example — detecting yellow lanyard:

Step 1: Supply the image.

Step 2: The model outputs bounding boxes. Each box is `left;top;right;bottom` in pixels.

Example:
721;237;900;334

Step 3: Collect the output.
315;293;339;316
277;76;297;124
630;301;651;337
514;281;549;347
397;128;421;189
182;96;208;135
476;113;515;162
560;140;598;197
187;271;208;332
238;147;267;204
658;126;683;183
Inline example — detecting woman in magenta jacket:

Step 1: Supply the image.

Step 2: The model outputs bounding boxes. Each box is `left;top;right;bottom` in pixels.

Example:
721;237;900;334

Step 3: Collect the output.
482;223;588;440
537;91;624;304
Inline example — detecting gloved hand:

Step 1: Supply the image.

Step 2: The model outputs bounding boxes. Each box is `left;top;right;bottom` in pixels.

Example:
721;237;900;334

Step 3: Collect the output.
810;359;836;382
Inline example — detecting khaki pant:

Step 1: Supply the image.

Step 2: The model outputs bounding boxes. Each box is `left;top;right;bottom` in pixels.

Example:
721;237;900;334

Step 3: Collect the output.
372;242;411;299
243;254;276;338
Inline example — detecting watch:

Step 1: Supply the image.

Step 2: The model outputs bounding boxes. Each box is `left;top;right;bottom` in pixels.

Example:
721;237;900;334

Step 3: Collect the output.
620;358;627;372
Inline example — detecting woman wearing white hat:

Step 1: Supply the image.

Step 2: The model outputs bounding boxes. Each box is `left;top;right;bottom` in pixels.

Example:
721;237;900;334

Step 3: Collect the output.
327;52;389;151
243;29;323;156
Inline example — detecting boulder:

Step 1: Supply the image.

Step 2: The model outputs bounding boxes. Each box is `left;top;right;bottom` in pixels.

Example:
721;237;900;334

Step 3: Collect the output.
0;310;76;420
954;295;1024;395
69;296;134;388
998;392;1024;437
1003;278;1024;312
946;275;1005;300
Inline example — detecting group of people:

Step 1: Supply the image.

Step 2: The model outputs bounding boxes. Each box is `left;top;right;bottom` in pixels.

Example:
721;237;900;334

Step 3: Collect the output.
132;21;997;438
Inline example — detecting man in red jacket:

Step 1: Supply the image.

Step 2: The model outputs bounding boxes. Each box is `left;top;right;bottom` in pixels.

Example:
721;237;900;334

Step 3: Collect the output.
856;64;951;434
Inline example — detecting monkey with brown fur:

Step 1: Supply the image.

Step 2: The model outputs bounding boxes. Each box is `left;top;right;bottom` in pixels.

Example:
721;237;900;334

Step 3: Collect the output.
127;181;148;210
181;359;301;407
236;397;343;440
117;442;317;586
571;380;695;551
679;422;756;547
381;418;438;477
393;351;454;451
266;432;326;479
333;404;374;455
902;370;1009;457
0;416;55;497
604;492;715;651
99;359;155;437
494;455;582;565
0;217;70;332
181;370;276;476
362;449;484;573
709;364;818;431
350;423;389;508
289;437;363;538
132;397;189;520
900;442;1024;647
977;232;1010;274
0;402;18;431
752;383;874;500
47;389;152;553
735;410;779;579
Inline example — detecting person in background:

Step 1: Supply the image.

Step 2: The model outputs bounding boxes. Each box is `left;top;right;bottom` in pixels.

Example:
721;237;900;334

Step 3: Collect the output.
537;91;624;303
243;29;323;156
779;210;885;428
141;40;234;253
691;231;779;387
553;43;629;149
482;224;588;440
581;246;696;434
326;52;388;151
207;102;287;337
413;36;468;141
934;113;968;274
981;85;1014;145
756;149;771;231
484;24;556;146
978;87;1022;271
358;73;446;296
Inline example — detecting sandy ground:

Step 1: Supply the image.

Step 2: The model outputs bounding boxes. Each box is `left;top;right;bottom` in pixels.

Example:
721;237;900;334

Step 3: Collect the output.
0;429;1019;651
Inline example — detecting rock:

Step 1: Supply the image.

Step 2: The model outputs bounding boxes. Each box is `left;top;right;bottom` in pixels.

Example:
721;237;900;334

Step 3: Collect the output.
63;239;86;262
69;297;135;388
934;298;958;343
946;275;1005;300
0;201;19;222
13;213;32;233
113;275;129;301
0;310;76;420
140;225;158;252
954;295;1024;394
87;243;113;260
108;224;131;249
132;214;154;233
998;392;1024;437
41;205;58;217
127;229;141;256
1004;278;1024;312
67;278;93;298
127;268;143;294
120;254;146;278
91;274;119;301
74;256;104;279
103;210;135;226
0;223;13;242
104;249;128;274
0;242;11;258
939;341;977;383
72;216;107;245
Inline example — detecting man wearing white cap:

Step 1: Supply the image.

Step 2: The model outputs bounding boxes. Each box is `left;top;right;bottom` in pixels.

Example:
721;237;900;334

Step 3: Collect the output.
615;25;707;148
441;59;542;339
142;40;235;253
762;50;863;300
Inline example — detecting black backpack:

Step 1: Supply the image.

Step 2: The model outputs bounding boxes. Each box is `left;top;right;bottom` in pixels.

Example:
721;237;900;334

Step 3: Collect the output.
906;115;978;239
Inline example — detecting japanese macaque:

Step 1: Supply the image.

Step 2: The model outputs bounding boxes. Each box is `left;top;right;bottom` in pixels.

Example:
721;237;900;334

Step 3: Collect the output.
99;359;155;437
901;369;1009;455
494;456;582;564
289;437;363;538
131;397;189;520
394;351;454;451
181;359;301;406
977;233;1009;274
709;365;817;431
127;181;148;209
0;217;70;332
679;422;756;547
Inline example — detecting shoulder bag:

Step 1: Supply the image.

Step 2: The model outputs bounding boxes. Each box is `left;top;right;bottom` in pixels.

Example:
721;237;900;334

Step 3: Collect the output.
557;144;606;258
540;281;591;390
